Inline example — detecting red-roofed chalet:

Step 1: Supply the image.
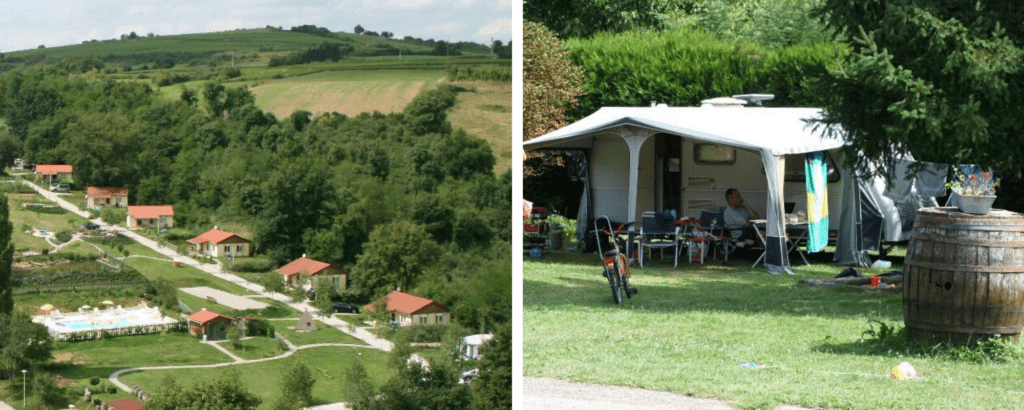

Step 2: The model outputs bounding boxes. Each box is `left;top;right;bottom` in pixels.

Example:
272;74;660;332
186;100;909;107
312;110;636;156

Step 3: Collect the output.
277;256;348;290
35;164;73;184
365;291;450;326
86;186;129;209
187;309;234;341
188;228;250;258
104;398;145;410
126;205;174;229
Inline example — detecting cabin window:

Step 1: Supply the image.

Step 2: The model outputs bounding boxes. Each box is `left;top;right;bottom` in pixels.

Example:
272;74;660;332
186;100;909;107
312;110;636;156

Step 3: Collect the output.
693;144;736;165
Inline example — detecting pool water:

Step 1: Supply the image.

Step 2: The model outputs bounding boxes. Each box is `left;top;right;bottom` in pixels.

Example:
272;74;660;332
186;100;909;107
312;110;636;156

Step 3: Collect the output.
59;318;133;330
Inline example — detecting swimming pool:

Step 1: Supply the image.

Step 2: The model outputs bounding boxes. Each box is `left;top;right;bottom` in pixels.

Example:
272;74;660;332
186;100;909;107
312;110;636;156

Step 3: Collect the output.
33;304;180;340
58;318;132;330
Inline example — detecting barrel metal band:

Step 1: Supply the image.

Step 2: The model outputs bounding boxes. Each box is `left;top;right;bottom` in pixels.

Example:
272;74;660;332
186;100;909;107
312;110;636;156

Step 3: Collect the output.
909;232;1024;248
905;319;1022;335
904;259;1024;272
916;223;1024;232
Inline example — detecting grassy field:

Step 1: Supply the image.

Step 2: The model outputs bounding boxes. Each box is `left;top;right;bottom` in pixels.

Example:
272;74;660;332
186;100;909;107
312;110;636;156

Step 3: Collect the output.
124;257;254;295
274;319;367;346
222;336;287;361
449;81;512;174
524;251;1024;410
37;333;231;406
13;287;146;317
119;346;392;409
6;193;89;253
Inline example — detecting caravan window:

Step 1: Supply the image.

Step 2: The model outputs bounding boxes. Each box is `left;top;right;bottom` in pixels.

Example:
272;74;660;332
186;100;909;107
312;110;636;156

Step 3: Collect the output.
693;144;736;165
781;152;841;182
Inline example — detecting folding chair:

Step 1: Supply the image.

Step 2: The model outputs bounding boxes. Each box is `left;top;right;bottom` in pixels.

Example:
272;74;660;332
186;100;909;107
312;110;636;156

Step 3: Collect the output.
688;210;740;264
639;211;680;268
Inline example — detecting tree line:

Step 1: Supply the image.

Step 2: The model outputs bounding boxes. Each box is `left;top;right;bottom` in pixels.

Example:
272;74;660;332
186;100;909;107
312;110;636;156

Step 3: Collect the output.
0;66;510;331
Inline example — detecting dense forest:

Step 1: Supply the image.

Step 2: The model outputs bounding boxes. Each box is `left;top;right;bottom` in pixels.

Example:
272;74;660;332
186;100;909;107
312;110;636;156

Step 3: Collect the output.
0;66;511;331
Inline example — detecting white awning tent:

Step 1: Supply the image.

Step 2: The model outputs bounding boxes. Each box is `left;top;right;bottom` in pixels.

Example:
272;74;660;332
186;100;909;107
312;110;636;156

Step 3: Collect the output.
525;104;846;274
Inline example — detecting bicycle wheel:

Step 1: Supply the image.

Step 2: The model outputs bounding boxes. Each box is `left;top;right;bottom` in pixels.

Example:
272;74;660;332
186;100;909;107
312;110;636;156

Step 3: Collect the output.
608;266;622;304
616;253;634;298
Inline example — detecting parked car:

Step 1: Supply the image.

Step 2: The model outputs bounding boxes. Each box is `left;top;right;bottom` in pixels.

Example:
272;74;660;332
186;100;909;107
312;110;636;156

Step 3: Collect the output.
49;184;70;193
332;302;359;314
81;222;100;230
306;288;316;300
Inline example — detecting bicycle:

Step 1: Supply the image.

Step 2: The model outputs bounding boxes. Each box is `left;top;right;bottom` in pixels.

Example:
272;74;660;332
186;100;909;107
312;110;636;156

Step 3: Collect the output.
594;215;638;304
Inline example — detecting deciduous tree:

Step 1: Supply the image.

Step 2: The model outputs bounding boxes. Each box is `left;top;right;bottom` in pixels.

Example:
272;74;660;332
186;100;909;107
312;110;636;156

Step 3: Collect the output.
815;0;1024;177
0;195;12;314
523;21;584;140
273;361;316;410
352;221;440;297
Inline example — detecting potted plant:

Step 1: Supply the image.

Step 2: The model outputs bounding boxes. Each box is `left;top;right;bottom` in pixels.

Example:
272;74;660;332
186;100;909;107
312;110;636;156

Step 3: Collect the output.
947;166;1000;215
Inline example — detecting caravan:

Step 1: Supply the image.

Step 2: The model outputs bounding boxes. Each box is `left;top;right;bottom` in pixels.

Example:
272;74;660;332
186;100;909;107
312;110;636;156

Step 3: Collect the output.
524;96;944;273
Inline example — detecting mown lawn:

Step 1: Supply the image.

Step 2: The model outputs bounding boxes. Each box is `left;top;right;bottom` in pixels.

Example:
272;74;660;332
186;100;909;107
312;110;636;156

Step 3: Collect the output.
119;346;391;409
524;250;1024;410
274;319;367;346
125;257;254;295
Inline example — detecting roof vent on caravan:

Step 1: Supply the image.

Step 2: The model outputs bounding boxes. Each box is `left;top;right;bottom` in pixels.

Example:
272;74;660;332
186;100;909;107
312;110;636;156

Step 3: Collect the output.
700;97;748;108
731;94;775;106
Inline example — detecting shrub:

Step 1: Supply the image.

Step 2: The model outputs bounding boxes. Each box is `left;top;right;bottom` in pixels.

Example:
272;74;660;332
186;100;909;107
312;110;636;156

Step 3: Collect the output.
90;377;101;386
54;230;73;244
230;258;275;273
565;28;834;117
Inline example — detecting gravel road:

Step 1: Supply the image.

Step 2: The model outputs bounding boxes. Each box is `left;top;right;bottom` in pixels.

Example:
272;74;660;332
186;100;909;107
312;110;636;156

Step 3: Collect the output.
524;377;817;410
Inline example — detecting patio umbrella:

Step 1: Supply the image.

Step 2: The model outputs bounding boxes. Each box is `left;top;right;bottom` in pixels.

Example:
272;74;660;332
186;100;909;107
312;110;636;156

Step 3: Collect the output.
523;199;533;222
81;305;90;310
40;304;54;311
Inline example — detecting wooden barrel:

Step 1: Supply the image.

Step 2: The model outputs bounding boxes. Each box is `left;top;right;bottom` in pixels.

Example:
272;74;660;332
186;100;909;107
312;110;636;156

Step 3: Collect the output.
903;207;1024;344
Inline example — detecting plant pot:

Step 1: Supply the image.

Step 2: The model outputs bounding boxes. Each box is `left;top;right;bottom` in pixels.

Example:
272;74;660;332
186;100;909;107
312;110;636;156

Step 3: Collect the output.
956;193;997;215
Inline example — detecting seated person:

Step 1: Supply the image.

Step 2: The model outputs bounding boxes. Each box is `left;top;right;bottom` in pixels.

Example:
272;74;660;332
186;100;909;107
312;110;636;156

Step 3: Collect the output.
723;188;760;243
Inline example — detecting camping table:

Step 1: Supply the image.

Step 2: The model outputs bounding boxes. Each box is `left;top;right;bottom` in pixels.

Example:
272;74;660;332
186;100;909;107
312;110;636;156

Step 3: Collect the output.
750;219;810;268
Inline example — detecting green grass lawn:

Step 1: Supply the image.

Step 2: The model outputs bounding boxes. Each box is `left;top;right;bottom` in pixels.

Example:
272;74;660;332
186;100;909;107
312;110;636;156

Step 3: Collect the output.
332;314;367;328
7;193;90;252
87;237;168;259
13;287;146;317
274;319;367;346
126;257;254;295
222;336;287;361
119;346;391;409
524;251;1024;410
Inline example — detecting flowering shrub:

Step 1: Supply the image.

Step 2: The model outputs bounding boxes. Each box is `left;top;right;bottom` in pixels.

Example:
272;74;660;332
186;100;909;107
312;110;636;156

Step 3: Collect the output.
948;166;1000;196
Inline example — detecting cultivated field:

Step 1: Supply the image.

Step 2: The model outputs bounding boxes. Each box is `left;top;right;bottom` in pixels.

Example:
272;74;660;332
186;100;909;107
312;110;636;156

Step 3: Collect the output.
249;69;444;118
448;81;513;174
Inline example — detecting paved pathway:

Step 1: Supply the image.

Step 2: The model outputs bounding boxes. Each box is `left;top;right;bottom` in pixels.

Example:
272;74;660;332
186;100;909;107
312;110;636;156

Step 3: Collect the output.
0;401;14;410
524;377;817;410
18;179;399;409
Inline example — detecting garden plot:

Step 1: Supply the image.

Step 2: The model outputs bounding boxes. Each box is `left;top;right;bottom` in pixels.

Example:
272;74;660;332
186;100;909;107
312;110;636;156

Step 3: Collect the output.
179;286;269;310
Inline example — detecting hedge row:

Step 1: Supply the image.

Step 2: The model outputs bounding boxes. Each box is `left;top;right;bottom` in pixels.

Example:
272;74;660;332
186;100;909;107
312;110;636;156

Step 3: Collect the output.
447;65;512;83
565;29;836;118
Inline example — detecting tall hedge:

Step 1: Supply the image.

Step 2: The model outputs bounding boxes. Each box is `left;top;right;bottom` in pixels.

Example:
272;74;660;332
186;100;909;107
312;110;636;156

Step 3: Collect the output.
565;29;836;118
